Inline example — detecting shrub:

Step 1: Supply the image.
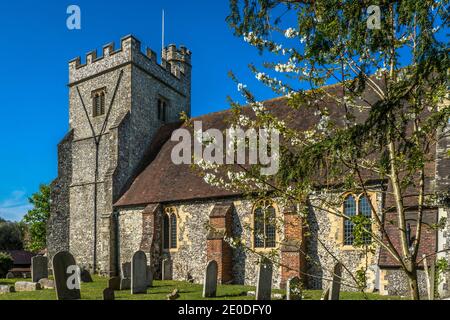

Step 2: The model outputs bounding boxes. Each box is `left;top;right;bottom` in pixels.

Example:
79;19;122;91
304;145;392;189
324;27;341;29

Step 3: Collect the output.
0;252;13;278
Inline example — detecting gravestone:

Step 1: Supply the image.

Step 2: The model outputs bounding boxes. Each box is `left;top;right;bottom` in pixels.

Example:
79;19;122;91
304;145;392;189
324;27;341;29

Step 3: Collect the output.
80;268;93;282
121;262;131;279
286;276;302;300
255;258;273;300
38;278;55;289
15;281;41;291
131;250;147;294
52;251;81;300
162;259;172;280
202;260;218;298
5;272;14;279
31;256;48;283
146;265;153;287
103;287;115;300
108;276;120;290
0;285;15;294
120;262;131;290
329;262;342;300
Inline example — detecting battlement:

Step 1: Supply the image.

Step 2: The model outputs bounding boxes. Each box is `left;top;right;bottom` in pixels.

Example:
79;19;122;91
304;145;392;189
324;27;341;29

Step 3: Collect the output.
68;35;192;88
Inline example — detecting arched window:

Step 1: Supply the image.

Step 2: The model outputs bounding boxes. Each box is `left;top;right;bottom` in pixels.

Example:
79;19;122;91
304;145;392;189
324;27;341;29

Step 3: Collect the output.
163;213;170;250
253;200;277;249
358;196;372;244
163;207;177;250
170;213;177;249
343;194;373;246
343;195;356;246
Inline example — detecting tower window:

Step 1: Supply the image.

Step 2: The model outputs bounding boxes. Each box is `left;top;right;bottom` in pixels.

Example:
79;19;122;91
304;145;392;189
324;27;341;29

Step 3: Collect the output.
157;98;168;122
92;88;106;117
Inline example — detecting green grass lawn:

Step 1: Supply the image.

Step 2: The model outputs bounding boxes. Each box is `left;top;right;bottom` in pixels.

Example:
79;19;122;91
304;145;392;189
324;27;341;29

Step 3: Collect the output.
0;276;403;300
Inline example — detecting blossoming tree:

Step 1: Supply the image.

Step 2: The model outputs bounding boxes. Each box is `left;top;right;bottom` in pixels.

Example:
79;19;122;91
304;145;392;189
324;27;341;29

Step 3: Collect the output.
192;0;448;299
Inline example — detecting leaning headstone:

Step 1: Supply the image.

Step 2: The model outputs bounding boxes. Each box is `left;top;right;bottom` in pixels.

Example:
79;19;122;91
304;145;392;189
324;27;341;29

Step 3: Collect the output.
146;265;153;287
286;276;302;300
52;251;81;300
0;285;14;294
121;262;131;279
162;259;172;280
120;262;131;290
203;260;218;298
80;268;93;283
5;272;14;279
329;262;342;300
103;287;115;300
255;258;273;300
31;256;48;283
131;250;147;294
108;276;121;290
15;281;41;292
38;278;55;289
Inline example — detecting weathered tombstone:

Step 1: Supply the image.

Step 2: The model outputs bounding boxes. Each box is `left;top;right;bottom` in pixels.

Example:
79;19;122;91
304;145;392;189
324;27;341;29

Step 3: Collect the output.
423;255;435;300
108;276;121;290
0;285;15;294
38;278;55;289
286;276;302;300
103;287;115;300
52;251;81;300
31;256;48;283
15;281;41;291
121;262;131;278
131;250;147;294
329;262;342;300
120;262;131;290
202;260;218;298
80;268;93;283
255;258;273;300
146;265;153;287
5;272;14;279
162;258;172;280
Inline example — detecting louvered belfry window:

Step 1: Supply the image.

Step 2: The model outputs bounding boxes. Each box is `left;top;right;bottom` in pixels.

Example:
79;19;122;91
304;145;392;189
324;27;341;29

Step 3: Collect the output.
92;88;106;117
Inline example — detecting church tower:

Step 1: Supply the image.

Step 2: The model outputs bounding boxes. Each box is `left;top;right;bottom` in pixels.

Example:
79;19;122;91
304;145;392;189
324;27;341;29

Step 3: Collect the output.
47;35;191;275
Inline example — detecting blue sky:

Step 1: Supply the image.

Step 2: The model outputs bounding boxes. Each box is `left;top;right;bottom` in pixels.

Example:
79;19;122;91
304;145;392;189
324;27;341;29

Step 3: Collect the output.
0;1;279;221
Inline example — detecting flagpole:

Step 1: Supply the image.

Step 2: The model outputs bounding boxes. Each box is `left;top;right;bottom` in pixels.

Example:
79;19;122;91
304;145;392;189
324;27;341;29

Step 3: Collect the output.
162;9;165;56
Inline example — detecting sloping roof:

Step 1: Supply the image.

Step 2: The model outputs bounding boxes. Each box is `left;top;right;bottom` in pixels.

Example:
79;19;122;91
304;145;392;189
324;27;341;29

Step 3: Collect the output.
115;82;380;207
2;250;35;266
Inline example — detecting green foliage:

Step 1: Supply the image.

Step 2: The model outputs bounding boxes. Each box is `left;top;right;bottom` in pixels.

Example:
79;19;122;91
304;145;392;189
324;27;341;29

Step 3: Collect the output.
0;252;13;278
22;184;51;252
0;220;23;251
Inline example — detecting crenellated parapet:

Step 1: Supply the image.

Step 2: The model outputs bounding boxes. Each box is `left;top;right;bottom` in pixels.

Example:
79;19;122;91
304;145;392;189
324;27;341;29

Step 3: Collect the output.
68;35;191;97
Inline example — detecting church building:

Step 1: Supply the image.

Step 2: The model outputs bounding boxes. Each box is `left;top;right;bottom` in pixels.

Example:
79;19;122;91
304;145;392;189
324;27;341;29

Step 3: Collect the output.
47;35;450;297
